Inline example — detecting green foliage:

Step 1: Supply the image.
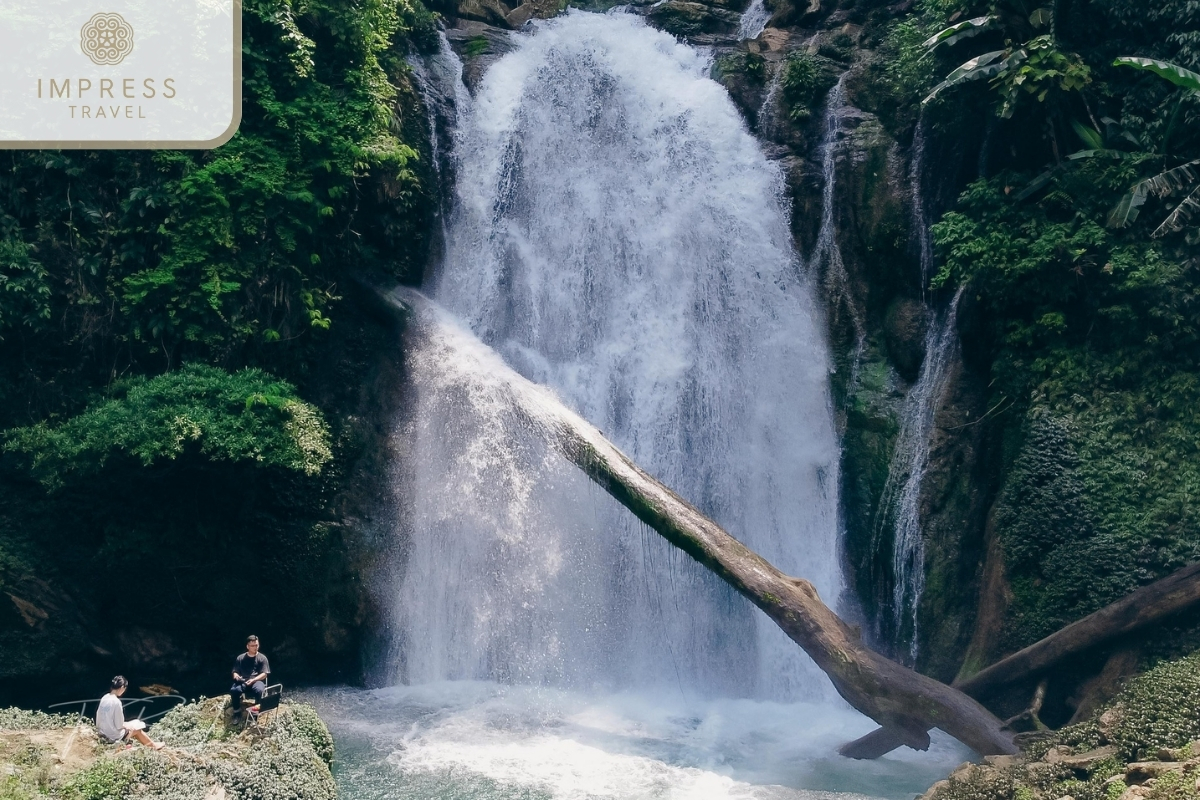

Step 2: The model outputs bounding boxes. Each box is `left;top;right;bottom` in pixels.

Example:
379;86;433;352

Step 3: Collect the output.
0;239;51;338
714;52;765;85
781;53;822;121
60;760;137;800
924;32;1091;118
932;159;1200;645
0;709;73;731
4;364;332;489
1055;653;1200;761
0;701;336;800
465;35;489;57
1115;56;1200;93
990;36;1092;118
277;702;335;766
0;0;431;387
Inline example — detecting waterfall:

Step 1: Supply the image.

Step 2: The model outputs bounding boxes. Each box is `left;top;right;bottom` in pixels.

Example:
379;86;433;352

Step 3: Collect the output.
873;288;963;662
909;112;934;299
309;12;975;796
407;32;472;233
867;112;966;662
393;9;844;703
810;76;866;380
756;64;784;138
737;0;770;40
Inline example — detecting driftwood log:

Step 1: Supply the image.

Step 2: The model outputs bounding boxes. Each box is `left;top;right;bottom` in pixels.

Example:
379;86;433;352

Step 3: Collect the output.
386;287;1018;757
841;560;1200;758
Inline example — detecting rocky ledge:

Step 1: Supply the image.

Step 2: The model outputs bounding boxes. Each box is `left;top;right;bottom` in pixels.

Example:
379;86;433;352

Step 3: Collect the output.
0;699;335;800
923;652;1200;800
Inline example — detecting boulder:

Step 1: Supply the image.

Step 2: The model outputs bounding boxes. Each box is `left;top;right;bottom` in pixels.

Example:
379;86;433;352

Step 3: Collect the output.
1125;761;1185;785
642;1;743;37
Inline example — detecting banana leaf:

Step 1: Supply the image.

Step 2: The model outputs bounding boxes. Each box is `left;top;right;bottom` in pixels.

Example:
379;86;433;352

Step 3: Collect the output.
1140;159;1200;198
1114;57;1200;94
1153;185;1200;238
1071;119;1104;151
1108;184;1149;228
923;50;1013;105
922;16;995;51
1029;7;1053;28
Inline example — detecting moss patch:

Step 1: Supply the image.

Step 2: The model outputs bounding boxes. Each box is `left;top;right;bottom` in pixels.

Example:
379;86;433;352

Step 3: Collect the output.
0;699;335;800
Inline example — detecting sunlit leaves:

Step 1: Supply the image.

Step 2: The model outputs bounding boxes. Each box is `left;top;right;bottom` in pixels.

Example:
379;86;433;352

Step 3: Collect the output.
3;364;332;489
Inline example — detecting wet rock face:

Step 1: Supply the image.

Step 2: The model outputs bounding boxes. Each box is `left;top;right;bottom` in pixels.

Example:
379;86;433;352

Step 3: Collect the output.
884;298;927;382
644;1;744;36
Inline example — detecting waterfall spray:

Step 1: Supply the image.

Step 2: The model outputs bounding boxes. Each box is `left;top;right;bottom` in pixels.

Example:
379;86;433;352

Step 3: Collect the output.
396;10;843;702
909;111;934;299
306;14;975;796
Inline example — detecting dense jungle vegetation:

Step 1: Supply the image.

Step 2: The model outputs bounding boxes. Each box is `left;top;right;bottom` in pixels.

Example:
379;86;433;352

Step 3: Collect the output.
872;0;1200;660
0;0;438;695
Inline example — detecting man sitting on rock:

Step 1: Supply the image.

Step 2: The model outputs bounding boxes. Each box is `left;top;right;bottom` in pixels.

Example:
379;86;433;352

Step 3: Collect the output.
229;635;270;715
96;675;164;749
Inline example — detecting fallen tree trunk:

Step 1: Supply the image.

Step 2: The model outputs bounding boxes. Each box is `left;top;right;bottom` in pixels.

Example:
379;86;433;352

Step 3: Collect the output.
958;560;1200;697
840;560;1200;758
383;287;1017;757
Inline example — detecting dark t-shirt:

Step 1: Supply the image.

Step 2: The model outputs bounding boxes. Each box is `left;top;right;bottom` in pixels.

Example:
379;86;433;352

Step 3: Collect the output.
233;652;269;682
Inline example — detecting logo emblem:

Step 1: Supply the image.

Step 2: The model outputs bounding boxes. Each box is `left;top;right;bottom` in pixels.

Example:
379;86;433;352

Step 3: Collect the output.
80;12;134;65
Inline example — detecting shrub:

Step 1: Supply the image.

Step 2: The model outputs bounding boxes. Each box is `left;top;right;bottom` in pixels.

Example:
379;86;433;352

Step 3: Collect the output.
781;53;821;121
4;364;332;489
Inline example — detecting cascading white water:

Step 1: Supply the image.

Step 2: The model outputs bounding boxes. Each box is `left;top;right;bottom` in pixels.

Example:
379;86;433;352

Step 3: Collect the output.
810;77;866;381
869;113;964;662
909;113;934;299
874;288;963;661
738;0;770;40
756;64;784;138
310;12;973;798
402;8;843;701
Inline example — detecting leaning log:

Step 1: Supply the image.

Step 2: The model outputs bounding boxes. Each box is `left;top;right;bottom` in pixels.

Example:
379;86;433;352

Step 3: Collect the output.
840;560;1200;758
958;560;1200;697
384;287;1018;757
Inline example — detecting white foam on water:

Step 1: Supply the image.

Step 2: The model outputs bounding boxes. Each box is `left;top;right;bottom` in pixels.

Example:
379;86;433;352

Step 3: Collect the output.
302;684;970;800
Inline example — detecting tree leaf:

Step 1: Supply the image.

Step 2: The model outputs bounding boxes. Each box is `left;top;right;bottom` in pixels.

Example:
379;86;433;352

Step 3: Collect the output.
1113;57;1200;93
922;16;996;51
1071;119;1104;150
1153;185;1200;238
1029;7;1053;28
923;50;1011;105
1139;159;1200;198
1015;168;1059;201
1108;184;1148;228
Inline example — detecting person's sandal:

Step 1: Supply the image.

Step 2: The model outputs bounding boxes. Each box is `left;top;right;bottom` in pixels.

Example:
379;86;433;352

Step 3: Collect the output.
152;742;165;751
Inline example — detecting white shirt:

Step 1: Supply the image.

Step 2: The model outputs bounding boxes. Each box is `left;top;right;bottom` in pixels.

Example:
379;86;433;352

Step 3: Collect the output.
96;692;125;742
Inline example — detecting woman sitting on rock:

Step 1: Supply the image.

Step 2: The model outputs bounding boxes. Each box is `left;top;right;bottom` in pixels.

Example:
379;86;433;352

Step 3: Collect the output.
96;675;164;749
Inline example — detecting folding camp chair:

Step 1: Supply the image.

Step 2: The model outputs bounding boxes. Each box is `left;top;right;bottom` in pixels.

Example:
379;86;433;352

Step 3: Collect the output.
245;684;282;732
